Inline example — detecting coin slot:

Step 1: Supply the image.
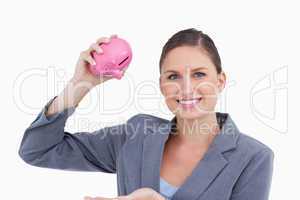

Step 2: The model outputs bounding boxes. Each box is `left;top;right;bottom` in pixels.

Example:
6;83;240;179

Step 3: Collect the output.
119;56;129;65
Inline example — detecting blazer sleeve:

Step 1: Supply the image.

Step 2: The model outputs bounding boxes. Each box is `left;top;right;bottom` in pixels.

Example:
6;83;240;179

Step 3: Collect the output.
18;96;130;173
230;148;274;200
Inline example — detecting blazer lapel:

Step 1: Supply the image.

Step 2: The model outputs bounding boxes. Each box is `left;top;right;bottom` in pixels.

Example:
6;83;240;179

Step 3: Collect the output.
140;112;240;200
172;147;228;200
140;116;174;191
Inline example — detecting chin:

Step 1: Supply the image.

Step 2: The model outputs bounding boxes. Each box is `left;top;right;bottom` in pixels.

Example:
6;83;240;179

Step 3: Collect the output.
176;108;207;120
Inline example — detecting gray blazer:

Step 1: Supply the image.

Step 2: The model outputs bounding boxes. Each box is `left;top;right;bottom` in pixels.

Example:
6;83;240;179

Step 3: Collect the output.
19;96;274;200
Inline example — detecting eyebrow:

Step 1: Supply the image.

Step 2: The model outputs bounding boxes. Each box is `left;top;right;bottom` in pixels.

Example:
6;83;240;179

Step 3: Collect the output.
163;67;208;74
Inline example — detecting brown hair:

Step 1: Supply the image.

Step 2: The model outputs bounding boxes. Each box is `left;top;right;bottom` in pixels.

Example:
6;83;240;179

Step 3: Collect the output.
159;28;222;74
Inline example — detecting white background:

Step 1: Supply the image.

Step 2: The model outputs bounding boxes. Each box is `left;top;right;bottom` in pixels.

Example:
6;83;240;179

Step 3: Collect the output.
1;0;298;199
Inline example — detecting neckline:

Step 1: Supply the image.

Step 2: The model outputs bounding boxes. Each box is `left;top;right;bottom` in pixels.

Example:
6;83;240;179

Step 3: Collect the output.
157;112;236;198
140;111;240;199
160;176;179;189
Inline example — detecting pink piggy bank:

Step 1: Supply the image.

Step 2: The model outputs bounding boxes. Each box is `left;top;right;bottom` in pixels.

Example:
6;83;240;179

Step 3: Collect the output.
89;36;132;79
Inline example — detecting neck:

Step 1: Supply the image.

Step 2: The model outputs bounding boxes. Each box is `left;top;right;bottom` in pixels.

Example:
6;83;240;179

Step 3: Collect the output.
172;112;220;148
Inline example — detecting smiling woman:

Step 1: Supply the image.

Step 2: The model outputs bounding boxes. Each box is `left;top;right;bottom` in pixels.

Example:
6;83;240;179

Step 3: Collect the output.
18;28;274;200
157;29;273;200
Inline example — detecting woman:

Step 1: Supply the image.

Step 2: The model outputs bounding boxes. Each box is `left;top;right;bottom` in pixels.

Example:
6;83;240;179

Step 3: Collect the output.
19;28;274;200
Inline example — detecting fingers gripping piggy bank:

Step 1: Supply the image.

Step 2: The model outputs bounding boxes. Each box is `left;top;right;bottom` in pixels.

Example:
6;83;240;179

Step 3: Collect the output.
89;36;132;79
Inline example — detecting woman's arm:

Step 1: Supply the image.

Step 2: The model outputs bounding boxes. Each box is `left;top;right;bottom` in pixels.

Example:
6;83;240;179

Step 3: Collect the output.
230;148;274;200
18;35;130;173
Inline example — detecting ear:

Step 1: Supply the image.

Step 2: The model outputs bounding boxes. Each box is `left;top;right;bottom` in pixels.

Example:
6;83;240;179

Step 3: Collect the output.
217;71;226;93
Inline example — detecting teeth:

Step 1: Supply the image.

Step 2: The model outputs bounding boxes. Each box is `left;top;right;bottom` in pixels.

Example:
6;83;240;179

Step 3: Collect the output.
178;98;201;104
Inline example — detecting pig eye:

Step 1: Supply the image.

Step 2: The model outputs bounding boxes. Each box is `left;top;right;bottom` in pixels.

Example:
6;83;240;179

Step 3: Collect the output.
119;56;129;65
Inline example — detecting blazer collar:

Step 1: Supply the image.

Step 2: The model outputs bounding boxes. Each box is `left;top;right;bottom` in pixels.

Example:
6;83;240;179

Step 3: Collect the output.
140;112;240;200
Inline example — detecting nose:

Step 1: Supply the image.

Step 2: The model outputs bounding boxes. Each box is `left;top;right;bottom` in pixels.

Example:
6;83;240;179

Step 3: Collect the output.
180;75;194;96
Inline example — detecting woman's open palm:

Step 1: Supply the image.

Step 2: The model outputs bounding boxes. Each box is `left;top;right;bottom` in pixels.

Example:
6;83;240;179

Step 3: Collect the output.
84;187;165;200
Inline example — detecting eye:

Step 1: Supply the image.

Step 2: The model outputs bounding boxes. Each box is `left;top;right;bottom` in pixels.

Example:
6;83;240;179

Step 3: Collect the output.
194;72;206;78
167;74;179;80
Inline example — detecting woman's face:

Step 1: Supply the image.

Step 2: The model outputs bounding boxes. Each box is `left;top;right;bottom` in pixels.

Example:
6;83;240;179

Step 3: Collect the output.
159;46;226;119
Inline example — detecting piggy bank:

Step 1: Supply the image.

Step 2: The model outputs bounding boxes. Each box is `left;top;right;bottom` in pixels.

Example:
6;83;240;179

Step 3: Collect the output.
89;36;132;79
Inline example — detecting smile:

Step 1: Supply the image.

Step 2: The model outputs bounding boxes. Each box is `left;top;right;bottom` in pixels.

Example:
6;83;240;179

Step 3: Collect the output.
176;98;202;108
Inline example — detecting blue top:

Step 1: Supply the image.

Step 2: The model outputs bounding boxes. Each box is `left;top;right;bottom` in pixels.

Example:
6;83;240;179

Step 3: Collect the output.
160;177;179;200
